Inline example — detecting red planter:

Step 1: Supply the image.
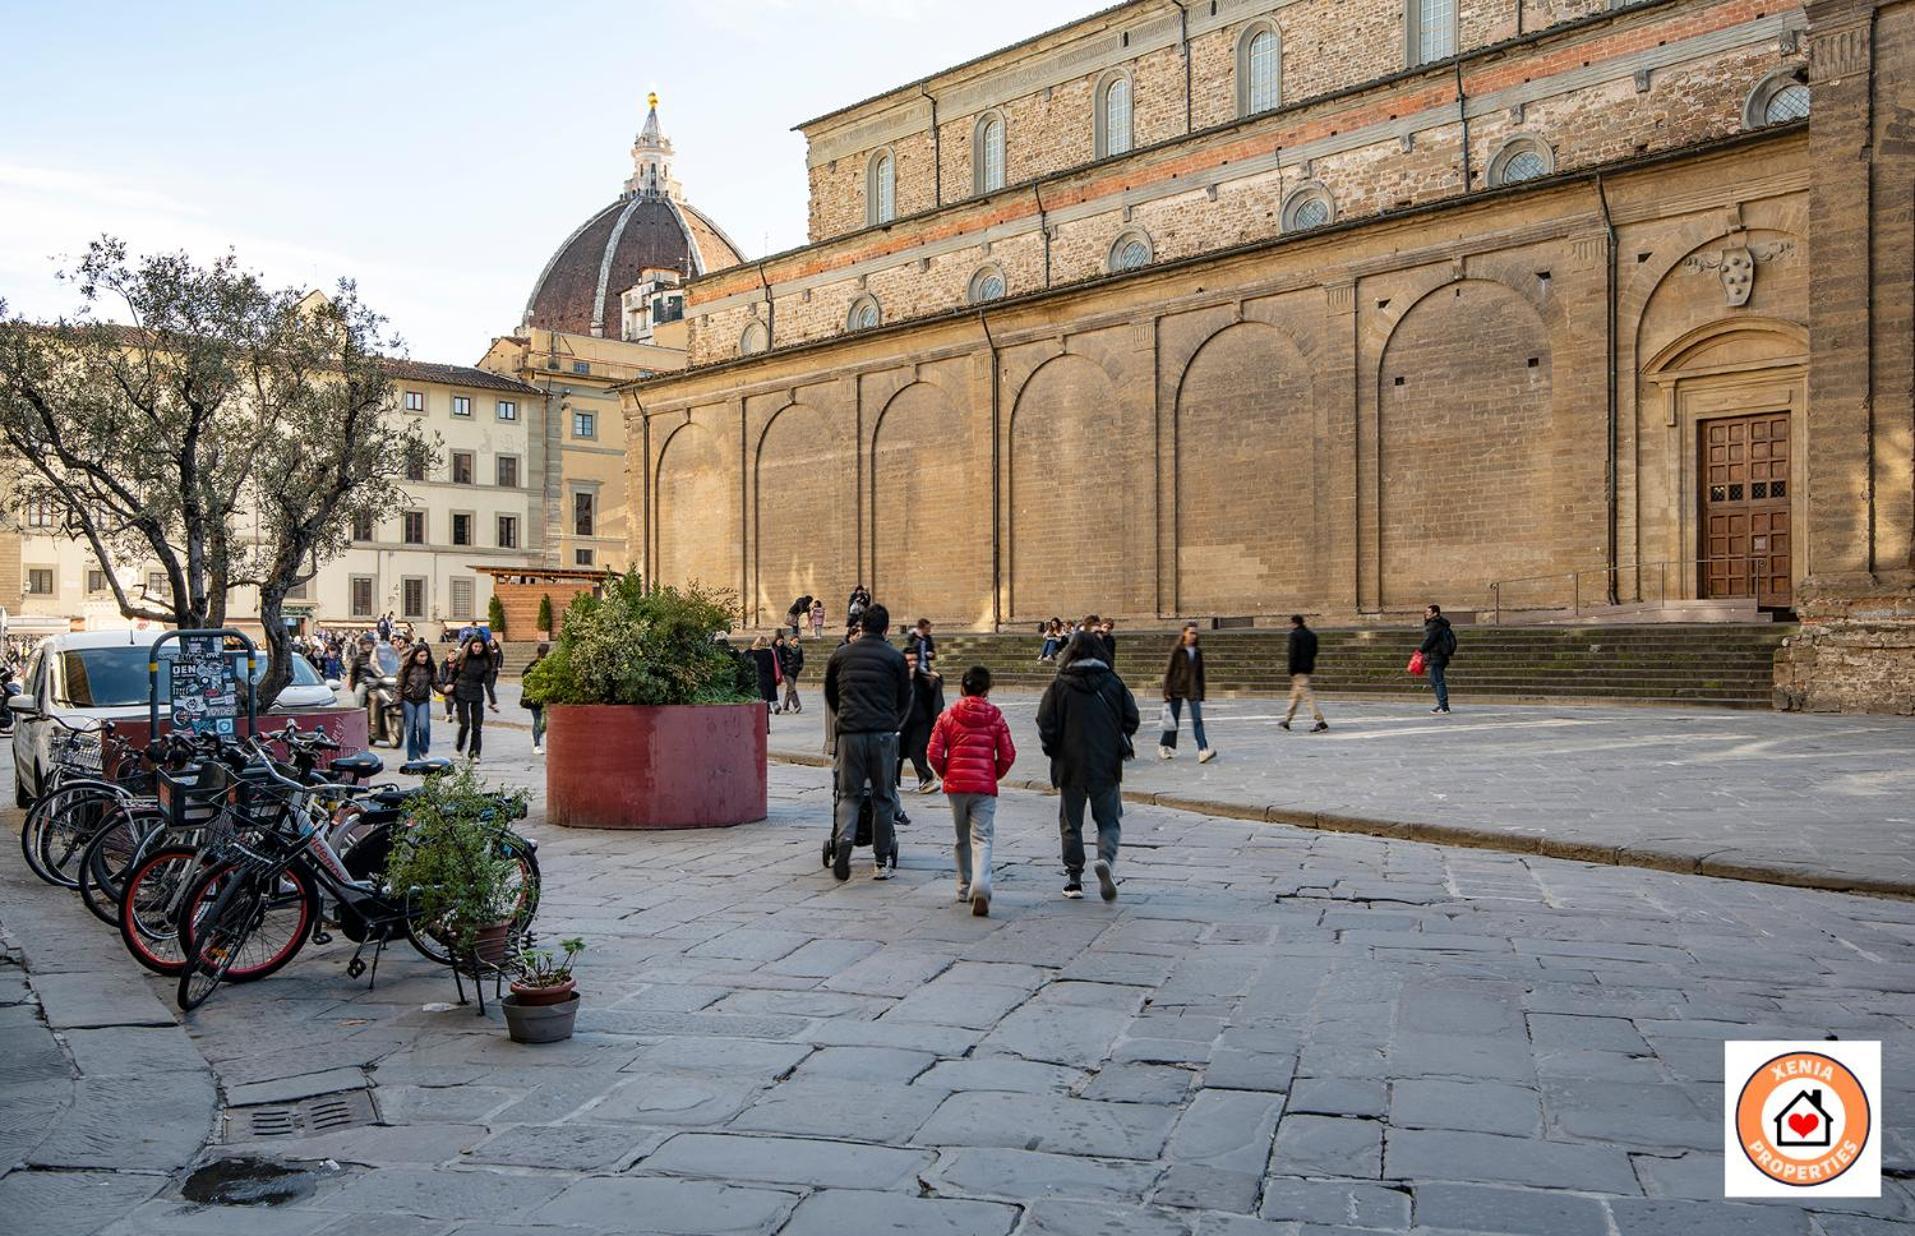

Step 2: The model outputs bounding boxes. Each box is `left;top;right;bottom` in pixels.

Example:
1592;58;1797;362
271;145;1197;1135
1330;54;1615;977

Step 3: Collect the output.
545;703;767;830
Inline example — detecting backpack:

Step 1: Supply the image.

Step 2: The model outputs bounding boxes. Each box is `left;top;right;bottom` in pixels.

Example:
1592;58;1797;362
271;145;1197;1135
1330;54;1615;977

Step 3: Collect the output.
1441;626;1458;659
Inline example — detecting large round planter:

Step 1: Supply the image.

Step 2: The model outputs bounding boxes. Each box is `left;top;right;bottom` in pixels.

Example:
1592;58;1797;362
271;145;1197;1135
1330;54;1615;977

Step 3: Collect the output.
545;703;767;830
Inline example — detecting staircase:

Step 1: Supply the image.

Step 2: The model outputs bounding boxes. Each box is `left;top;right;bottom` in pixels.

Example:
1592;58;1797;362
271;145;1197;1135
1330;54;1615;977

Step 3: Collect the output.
923;624;1793;709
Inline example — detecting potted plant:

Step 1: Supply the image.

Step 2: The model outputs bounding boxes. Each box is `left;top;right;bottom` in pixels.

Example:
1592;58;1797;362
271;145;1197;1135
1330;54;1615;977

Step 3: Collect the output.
487;594;508;638
523;573;766;830
536;593;555;641
503;937;584;1043
383;765;525;967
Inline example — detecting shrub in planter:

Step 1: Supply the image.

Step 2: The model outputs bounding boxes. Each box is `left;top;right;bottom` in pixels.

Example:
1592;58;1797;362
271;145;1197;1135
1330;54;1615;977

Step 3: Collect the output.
523;573;764;829
487;594;507;637
383;764;527;964
536;593;555;638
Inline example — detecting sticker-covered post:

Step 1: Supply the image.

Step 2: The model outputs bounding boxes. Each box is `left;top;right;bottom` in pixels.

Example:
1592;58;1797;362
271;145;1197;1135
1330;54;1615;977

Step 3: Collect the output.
147;628;259;738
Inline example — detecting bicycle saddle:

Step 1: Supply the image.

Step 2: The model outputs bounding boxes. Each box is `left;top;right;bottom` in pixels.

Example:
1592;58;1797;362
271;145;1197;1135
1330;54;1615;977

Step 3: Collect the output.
329;752;385;780
399;757;453;776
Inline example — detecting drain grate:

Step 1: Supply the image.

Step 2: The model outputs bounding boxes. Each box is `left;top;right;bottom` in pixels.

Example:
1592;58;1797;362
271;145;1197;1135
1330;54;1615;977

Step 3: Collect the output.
223;1088;376;1141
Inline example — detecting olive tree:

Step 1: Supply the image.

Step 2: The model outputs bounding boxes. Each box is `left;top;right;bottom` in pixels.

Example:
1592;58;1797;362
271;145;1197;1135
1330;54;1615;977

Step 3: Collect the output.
0;238;433;707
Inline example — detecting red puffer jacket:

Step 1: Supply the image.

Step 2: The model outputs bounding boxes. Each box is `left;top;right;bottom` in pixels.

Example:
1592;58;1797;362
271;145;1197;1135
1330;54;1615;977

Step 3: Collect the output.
927;695;1017;796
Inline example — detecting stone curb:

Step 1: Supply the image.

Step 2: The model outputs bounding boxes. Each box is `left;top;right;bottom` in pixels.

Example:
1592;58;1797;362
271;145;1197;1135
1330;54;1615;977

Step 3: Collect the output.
766;750;1915;901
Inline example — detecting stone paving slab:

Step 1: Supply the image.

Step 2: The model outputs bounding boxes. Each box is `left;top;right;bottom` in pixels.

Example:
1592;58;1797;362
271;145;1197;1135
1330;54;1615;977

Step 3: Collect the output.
753;687;1915;894
5;720;1915;1235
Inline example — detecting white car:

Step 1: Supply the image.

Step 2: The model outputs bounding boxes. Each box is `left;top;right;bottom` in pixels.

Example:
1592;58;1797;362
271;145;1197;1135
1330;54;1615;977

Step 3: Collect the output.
8;630;340;806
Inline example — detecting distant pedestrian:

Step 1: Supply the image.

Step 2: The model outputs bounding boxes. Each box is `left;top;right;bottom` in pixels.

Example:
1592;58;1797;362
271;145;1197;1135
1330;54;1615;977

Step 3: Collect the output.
1036;630;1139;902
1280;614;1327;732
928;666;1016;917
1037;618;1064;663
1157;623;1215;763
1099;617;1118;668
1419;603;1456;714
785;595;813;641
847;585;871;628
823;604;911;881
776;633;805;714
453;636;492;761
900;647;944;793
809;598;826;639
398;644;436;761
909;618;937;672
484;637;503;711
436;646;460;721
749;636;780;717
524;642;549;754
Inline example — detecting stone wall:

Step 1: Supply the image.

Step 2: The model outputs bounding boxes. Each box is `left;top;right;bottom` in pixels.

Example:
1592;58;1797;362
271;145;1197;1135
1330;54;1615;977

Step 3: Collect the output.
694;0;1807;369
628;135;1815;637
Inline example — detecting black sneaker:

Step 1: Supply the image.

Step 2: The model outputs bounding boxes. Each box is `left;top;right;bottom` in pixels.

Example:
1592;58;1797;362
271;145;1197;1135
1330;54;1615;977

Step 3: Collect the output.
1093;858;1117;903
1062;879;1084;900
832;838;851;882
1311;721;1328;733
1278;720;1291;731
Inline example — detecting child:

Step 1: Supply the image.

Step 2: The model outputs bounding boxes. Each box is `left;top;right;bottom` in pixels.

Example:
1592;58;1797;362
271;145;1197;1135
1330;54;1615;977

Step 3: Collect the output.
927;666;1016;917
809;598;826;639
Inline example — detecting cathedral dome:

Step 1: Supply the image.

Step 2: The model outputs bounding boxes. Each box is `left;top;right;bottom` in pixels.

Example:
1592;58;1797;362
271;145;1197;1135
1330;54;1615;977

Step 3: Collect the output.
522;94;744;338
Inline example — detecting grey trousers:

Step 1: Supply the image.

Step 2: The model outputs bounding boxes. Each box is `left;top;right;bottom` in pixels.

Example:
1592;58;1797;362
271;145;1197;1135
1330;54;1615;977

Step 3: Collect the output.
833;731;899;861
1059;783;1122;875
947;792;997;896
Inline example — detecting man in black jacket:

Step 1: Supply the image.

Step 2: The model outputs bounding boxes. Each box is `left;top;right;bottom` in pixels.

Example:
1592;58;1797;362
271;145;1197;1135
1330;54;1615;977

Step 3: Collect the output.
1419;604;1456;714
1279;614;1327;732
822;604;911;881
1036;631;1140;902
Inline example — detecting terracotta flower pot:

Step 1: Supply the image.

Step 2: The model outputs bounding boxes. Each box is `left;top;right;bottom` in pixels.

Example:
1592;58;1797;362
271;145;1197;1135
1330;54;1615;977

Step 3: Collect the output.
467;922;514;966
509;978;576;1006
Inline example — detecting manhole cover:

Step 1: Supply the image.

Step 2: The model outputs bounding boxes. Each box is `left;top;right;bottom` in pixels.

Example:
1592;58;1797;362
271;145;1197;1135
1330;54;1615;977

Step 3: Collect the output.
181;1157;321;1206
223;1088;376;1141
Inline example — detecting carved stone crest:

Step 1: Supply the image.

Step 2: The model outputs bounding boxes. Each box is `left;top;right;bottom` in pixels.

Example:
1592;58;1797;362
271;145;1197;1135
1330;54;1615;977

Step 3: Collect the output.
1683;242;1795;307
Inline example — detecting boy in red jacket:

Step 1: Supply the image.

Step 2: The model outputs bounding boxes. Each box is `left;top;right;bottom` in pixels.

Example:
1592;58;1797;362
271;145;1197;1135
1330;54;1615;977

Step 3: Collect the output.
927;666;1017;917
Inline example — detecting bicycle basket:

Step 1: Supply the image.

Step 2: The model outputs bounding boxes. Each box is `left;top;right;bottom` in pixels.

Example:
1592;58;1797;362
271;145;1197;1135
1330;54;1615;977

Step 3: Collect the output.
55;730;105;776
156;762;234;831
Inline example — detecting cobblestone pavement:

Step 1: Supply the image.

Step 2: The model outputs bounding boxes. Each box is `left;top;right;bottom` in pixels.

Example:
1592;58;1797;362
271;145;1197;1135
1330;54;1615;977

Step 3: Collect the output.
2;717;1913;1236
755;686;1915;894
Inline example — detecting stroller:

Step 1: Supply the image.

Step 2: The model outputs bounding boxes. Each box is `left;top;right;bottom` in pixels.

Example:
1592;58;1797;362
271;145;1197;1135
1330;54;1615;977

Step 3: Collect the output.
821;785;900;872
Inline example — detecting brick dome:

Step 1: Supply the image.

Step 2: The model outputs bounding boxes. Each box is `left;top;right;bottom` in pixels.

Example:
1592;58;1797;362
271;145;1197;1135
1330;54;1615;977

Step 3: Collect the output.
521;95;744;338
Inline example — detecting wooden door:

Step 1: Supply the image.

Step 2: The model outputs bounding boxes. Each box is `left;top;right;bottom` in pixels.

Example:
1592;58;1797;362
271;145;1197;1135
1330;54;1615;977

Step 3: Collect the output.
1699;412;1791;606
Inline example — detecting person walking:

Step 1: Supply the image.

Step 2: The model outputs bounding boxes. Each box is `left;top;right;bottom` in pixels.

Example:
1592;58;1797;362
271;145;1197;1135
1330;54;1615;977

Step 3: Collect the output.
900;647;944;793
453;636;493;761
809;598;826;640
1036;630;1139;902
397;644;436;761
1099;618;1118;669
436;645;460;723
927;666;1016;917
484;637;503;712
822;604;911;881
749;636;781;717
777;633;805;714
524;641;549;754
908;618;937;672
1157;622;1216;763
1420;604;1457;714
1280;614;1328;732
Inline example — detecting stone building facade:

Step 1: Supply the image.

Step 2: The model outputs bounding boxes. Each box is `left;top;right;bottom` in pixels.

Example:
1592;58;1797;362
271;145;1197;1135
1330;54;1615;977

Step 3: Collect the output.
622;0;1915;712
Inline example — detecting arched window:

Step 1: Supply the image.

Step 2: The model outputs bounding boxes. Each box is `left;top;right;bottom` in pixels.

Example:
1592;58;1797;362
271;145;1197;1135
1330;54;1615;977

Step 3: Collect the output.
1095;72;1133;159
1237;23;1281;117
1281;182;1335;232
866;149;896;225
974;113;1006;195
846;295;882;332
1744;68;1810;129
1109;230;1153;273
1407;0;1456;67
968;265;1007;304
1487;135;1554;187
739;321;769;355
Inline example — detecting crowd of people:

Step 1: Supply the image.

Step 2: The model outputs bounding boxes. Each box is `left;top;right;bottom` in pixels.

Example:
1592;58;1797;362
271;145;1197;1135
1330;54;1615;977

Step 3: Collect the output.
811;597;1462;917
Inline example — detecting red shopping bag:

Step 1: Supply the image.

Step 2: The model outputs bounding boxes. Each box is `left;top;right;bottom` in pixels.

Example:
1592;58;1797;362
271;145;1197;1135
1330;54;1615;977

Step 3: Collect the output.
1407;650;1427;676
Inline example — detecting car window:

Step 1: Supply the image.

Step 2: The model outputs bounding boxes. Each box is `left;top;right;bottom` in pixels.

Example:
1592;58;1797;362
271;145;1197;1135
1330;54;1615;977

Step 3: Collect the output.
48;644;315;709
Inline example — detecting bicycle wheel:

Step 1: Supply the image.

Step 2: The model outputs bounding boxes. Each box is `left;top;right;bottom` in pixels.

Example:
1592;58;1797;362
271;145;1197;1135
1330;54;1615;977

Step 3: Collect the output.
119;846;206;976
177;872;261;1011
35;783;128;890
78;803;160;926
177;860;314;985
20;782;116;887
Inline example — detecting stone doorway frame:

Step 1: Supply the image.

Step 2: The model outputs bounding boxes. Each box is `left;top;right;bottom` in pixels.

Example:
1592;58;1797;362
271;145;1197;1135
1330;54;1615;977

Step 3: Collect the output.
1642;318;1808;604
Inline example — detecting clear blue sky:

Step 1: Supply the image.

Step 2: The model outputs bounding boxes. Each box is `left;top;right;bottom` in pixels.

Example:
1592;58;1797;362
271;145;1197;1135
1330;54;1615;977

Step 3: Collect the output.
2;0;1089;361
